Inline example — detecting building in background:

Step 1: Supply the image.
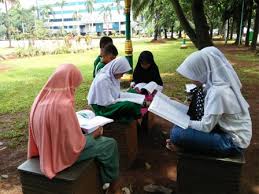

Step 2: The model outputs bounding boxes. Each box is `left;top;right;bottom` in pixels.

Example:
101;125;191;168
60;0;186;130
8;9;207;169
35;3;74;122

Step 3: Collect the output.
37;0;126;35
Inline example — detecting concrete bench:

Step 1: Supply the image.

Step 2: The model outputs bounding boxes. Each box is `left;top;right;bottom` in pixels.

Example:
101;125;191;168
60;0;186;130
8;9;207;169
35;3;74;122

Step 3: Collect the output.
18;158;103;194
176;150;245;194
103;120;138;170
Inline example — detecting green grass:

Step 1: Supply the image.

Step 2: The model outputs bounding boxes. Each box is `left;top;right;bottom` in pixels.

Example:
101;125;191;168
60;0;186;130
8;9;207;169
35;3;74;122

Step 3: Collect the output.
0;40;195;114
0;40;196;147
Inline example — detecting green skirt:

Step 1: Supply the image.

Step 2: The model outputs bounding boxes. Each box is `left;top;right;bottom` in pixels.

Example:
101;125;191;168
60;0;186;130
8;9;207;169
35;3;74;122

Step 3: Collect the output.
91;101;141;123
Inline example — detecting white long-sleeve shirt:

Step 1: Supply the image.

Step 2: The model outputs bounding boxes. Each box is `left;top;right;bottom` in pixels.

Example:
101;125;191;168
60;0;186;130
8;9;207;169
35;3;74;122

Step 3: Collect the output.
189;111;252;149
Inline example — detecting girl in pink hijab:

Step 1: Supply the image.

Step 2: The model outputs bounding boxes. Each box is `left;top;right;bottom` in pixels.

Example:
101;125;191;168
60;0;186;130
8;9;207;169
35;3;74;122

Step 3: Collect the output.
28;64;120;193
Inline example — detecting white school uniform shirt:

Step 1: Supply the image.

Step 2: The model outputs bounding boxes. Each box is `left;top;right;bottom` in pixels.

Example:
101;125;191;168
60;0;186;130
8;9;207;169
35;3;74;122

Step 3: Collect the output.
177;46;252;148
87;57;131;106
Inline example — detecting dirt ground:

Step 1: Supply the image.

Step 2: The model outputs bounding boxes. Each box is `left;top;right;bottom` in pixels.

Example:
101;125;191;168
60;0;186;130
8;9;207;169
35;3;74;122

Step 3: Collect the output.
0;45;259;194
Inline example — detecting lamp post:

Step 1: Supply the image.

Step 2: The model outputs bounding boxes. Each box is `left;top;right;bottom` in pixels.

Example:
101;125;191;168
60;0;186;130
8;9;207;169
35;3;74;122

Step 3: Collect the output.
124;0;133;80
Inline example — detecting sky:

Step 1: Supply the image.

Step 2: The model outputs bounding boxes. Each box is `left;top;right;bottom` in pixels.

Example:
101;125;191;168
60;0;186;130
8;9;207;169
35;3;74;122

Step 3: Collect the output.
19;0;35;9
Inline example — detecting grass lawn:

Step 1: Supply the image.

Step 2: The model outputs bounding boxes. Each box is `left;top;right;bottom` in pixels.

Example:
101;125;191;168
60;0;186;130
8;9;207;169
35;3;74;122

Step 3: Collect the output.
0;40;196;146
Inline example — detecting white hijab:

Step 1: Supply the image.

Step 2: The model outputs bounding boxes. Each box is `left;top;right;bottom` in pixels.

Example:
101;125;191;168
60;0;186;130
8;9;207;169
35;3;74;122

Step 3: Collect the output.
87;57;131;106
177;46;249;114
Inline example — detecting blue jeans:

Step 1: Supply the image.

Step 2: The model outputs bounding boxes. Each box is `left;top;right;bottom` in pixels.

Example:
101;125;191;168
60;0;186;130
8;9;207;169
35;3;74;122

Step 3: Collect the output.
170;125;242;155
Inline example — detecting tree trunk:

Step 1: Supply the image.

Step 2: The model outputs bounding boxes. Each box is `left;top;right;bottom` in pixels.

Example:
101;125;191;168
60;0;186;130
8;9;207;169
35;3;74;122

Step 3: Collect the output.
251;1;259;50
154;26;159;40
4;1;12;48
227;19;230;39
210;23;213;39
164;28;168;39
178;30;182;38
234;2;243;45
192;0;213;49
245;0;253;46
171;25;174;39
170;0;198;47
230;18;234;39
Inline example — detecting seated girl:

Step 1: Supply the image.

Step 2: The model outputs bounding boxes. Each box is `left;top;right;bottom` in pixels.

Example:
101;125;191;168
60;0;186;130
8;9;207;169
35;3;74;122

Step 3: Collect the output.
130;51;163;107
28;64;120;194
87;57;142;122
132;51;163;90
169;46;252;155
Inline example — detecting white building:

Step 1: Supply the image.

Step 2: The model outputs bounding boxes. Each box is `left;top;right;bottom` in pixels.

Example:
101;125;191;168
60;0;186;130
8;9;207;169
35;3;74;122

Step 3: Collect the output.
37;0;126;35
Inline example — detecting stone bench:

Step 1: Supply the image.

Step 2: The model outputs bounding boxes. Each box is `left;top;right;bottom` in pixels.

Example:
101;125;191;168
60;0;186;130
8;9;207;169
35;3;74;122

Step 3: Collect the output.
103;120;138;170
18;158;103;194
176;150;245;194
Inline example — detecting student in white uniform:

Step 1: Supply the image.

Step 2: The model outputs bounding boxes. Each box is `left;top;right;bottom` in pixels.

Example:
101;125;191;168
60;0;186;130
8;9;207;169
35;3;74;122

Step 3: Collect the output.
170;46;252;155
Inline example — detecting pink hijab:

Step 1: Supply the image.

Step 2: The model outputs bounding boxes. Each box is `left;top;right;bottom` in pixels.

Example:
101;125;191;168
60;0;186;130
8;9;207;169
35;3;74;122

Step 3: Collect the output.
28;64;86;179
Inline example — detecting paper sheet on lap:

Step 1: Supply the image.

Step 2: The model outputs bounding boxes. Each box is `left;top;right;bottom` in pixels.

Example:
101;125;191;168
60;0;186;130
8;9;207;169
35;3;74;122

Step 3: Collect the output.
148;92;190;129
134;81;163;94
115;92;145;105
76;110;114;134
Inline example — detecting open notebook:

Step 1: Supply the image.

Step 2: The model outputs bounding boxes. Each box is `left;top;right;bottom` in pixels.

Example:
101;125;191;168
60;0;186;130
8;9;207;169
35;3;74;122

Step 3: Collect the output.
76;110;114;134
115;92;145;105
134;81;163;94
148;92;190;129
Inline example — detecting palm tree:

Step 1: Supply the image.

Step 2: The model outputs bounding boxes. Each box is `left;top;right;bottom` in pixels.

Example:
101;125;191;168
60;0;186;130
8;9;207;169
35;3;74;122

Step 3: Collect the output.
132;0;162;40
100;4;112;35
72;10;82;33
39;4;53;30
84;0;95;33
56;0;66;35
114;0;122;34
0;0;18;47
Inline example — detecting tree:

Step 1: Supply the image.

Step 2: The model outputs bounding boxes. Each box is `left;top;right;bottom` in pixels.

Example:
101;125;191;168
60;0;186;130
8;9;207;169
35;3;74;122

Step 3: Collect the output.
9;3;34;35
159;0;177;39
0;0;18;47
245;0;253;46
72;10;82;33
99;4;112;35
204;1;225;39
84;0;95;33
56;0;66;35
251;0;259;50
169;0;213;49
39;4;53;30
132;0;164;40
114;0;123;34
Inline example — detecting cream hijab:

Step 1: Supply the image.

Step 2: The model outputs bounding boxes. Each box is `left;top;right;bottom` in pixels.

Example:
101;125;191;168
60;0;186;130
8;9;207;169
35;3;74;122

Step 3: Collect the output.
87;57;131;106
28;64;85;179
177;46;249;114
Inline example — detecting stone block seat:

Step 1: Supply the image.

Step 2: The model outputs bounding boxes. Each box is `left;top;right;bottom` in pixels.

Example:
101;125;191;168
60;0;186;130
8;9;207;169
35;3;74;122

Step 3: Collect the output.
176;149;245;194
18;158;103;194
103;120;138;170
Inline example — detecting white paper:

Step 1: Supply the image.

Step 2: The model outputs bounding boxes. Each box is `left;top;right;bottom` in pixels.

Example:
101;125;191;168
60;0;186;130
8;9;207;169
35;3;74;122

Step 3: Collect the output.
76;110;114;134
115;92;145;105
148;92;190;129
134;81;163;94
185;84;197;93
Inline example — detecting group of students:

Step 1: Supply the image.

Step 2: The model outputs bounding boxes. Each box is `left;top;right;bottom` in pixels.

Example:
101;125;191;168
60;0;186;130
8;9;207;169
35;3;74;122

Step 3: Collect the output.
27;36;252;194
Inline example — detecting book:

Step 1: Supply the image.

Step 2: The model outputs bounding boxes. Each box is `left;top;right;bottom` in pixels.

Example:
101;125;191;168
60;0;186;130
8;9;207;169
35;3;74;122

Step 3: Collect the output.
76;110;114;134
185;84;197;93
115;92;145;105
148;91;190;129
134;81;163;94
